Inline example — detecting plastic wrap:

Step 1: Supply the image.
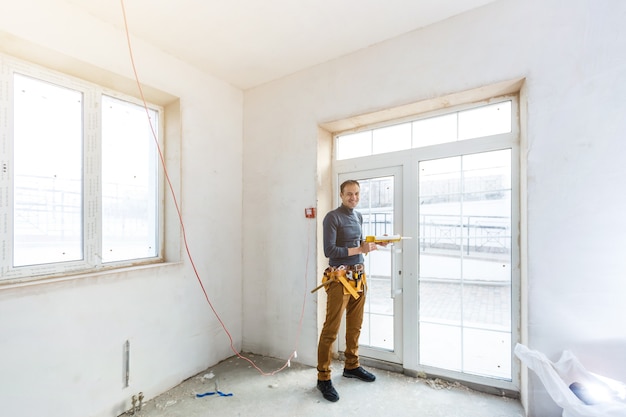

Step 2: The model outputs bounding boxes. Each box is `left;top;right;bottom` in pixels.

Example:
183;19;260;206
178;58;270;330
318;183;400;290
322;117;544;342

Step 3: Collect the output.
514;343;626;417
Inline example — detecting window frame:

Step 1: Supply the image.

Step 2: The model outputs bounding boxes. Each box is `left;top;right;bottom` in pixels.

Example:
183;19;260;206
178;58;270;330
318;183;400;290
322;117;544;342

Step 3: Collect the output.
0;54;165;282
335;96;515;161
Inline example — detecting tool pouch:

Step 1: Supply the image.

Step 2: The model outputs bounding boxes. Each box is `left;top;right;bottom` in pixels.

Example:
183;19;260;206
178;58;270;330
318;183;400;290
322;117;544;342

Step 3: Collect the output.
323;267;366;298
343;270;366;295
321;267;333;286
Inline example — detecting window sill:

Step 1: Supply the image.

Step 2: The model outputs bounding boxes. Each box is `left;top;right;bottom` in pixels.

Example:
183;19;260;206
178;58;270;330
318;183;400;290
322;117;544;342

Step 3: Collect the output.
0;261;184;291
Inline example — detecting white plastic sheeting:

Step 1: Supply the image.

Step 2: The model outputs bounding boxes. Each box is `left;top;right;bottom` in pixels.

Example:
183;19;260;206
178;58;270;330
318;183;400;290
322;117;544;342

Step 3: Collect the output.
515;344;626;417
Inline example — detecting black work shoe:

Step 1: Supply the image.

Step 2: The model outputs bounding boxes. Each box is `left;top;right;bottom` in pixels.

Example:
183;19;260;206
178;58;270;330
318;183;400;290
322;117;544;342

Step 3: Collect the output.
343;366;376;382
317;379;339;402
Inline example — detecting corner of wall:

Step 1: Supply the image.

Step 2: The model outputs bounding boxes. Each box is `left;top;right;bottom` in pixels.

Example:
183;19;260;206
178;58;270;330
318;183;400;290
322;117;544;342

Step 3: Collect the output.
315;127;333;338
164;99;182;262
518;78;529;416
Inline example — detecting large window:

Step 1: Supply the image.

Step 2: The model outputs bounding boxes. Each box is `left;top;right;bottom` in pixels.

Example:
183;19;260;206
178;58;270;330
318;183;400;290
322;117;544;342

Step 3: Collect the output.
1;56;163;281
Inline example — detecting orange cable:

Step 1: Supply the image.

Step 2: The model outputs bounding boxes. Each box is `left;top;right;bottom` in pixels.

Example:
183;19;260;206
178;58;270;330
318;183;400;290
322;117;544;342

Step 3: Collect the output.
119;0;310;376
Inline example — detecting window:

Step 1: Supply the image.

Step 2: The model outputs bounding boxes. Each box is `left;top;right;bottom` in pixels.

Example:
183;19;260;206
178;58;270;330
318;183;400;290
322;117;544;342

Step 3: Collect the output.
0;55;163;281
336;100;512;160
101;95;159;263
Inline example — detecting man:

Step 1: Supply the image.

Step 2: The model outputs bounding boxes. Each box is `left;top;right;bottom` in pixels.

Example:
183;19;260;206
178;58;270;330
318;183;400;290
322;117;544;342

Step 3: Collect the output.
316;179;384;402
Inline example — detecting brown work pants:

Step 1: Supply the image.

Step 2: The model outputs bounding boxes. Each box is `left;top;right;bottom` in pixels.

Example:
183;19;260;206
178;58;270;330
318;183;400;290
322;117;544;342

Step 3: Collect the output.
316;279;365;381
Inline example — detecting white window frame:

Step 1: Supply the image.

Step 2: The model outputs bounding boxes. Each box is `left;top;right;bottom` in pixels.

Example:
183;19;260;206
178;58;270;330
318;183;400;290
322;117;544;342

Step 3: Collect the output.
0;54;165;282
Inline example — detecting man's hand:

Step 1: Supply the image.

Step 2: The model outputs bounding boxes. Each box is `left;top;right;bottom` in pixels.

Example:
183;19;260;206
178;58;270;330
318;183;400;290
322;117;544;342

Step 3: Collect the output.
360;241;377;254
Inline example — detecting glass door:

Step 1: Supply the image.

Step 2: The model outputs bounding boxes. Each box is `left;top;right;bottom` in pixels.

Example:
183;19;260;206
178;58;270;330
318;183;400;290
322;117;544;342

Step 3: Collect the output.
417;149;513;380
338;167;403;364
331;96;519;389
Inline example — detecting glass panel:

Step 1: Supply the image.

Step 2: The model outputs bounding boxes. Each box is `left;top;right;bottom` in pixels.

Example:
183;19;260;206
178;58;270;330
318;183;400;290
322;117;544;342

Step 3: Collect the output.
359;176;395;351
419;280;462;324
418;150;512;380
336;131;372;160
361;304;394;350
101;96;158;263
458;101;511;140
418;157;463;368
463;328;511;379
419;322;462;371
412;113;457;148
372;123;411;155
13;74;83;267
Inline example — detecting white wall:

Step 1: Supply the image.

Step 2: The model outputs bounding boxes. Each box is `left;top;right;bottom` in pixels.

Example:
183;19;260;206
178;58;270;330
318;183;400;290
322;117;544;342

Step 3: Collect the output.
0;1;243;417
242;0;626;416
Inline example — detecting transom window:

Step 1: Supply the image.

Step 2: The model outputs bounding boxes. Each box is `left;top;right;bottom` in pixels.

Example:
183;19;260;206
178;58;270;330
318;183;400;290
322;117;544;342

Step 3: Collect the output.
336;100;511;160
0;55;163;281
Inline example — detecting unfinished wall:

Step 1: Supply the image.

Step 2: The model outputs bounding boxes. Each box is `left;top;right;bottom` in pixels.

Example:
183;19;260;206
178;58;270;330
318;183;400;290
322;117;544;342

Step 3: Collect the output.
242;1;626;416
0;1;243;416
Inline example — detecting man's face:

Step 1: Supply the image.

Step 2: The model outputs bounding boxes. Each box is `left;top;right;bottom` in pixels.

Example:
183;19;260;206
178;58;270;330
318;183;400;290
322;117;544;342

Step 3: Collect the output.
340;183;360;209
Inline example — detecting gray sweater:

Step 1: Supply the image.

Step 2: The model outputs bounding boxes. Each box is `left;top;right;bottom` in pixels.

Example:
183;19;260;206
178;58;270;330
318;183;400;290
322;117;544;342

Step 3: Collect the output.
323;204;364;266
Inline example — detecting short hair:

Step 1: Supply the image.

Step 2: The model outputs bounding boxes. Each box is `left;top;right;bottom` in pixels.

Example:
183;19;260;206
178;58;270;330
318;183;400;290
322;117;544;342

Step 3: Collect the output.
340;180;360;194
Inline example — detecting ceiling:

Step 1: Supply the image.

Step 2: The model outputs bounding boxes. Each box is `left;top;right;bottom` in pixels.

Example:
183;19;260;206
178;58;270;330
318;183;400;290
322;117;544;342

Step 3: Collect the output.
65;0;497;90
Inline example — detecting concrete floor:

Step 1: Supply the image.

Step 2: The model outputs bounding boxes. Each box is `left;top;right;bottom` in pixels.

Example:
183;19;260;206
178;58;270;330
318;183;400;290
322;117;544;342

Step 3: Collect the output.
121;354;525;417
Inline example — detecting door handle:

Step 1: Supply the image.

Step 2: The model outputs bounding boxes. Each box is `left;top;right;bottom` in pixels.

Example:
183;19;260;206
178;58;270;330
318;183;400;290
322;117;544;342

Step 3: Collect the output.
390;245;402;299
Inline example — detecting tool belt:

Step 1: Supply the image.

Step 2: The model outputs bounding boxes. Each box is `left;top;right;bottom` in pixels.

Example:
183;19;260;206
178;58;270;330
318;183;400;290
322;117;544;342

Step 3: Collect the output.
321;264;367;299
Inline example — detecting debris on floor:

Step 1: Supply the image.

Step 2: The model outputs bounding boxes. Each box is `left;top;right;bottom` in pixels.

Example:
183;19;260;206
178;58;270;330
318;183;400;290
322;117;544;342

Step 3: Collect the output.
200;372;215;380
155;399;177;410
425;377;467;391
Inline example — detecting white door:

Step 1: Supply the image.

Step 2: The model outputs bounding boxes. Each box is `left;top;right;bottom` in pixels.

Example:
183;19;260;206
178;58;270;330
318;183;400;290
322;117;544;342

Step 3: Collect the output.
417;149;514;381
336;151;516;382
338;167;403;364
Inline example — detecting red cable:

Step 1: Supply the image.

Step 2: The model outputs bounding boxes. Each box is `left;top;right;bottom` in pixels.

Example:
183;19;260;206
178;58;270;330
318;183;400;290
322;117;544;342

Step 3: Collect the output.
119;0;309;376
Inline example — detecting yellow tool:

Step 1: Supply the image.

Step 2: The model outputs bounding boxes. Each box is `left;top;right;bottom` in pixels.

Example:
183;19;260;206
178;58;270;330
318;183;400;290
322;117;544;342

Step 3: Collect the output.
310;267;365;299
336;274;360;299
310;281;328;294
365;234;411;244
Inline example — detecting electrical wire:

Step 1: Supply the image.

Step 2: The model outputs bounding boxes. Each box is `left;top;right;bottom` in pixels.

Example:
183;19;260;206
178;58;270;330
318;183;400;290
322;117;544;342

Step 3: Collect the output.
119;0;310;376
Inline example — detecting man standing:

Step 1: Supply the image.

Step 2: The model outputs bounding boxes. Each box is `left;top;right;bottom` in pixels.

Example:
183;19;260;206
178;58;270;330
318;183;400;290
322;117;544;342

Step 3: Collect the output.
316;180;383;402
